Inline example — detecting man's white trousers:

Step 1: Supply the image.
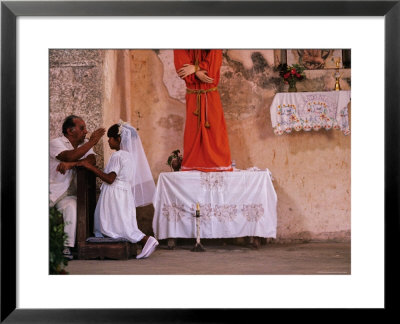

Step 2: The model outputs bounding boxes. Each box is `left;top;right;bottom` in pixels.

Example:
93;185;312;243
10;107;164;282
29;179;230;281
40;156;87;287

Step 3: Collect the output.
55;196;77;247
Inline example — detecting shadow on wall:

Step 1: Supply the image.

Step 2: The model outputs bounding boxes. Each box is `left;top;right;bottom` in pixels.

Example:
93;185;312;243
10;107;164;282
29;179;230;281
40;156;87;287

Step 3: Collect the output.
272;169;351;243
273;181;308;243
286;127;346;156
257;100;276;141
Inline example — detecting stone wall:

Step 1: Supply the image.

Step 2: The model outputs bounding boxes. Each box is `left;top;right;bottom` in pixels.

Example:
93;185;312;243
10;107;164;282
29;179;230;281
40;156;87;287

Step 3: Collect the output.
49;49;105;177
50;49;351;242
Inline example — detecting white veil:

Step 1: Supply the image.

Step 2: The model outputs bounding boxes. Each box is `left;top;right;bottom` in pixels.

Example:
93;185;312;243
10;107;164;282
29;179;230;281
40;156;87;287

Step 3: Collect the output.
119;121;156;207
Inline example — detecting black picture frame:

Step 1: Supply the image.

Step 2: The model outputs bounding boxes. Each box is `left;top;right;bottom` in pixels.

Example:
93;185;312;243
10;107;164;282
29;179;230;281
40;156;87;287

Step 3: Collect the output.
1;0;398;322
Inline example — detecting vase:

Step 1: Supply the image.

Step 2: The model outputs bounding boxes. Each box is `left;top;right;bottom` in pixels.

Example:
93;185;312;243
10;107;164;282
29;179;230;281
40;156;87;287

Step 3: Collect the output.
288;82;297;92
171;158;182;172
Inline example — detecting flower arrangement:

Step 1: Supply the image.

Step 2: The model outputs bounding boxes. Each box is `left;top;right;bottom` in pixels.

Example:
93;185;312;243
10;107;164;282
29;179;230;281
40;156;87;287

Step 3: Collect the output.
167;149;183;171
277;63;306;91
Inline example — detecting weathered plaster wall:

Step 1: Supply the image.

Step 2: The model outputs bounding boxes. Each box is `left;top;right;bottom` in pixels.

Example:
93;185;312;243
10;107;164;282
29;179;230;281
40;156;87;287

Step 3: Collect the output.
50;49;351;242
219;50;351;242
102;49;184;235
124;49;351;242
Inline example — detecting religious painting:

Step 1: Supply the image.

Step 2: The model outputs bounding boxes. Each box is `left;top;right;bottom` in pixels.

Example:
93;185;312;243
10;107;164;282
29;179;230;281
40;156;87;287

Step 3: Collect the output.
287;49;343;69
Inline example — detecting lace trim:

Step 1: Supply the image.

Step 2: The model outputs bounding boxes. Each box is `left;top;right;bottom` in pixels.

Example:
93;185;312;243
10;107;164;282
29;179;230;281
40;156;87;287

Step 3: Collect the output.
273;96;351;136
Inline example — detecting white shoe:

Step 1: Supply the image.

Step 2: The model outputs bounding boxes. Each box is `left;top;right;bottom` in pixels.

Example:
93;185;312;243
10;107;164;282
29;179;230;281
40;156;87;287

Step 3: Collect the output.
136;236;158;259
142;239;159;258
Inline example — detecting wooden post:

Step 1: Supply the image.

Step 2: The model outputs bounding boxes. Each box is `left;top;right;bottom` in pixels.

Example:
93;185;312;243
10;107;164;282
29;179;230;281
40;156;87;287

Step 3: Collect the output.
76;167;96;257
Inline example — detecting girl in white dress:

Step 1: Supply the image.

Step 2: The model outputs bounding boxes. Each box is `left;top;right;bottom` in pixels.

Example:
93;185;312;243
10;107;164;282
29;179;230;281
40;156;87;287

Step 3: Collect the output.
77;122;158;259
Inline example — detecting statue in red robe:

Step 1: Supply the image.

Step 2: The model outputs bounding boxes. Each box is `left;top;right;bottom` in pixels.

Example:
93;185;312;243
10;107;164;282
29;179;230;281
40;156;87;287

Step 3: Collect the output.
174;49;232;172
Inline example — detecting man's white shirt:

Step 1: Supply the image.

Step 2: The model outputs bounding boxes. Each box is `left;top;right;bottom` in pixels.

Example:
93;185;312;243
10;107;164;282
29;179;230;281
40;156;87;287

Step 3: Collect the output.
49;136;95;204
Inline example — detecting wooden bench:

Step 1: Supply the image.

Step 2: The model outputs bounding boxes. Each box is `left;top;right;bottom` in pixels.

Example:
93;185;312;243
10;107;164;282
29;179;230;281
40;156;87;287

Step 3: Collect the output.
76;167;138;260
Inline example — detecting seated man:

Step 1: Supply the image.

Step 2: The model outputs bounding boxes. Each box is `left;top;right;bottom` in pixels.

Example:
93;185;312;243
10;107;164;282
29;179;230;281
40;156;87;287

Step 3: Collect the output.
49;115;105;259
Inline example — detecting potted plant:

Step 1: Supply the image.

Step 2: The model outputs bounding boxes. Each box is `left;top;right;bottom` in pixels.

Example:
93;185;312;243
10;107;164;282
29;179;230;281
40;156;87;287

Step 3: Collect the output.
167;149;183;172
277;63;306;92
49;206;69;274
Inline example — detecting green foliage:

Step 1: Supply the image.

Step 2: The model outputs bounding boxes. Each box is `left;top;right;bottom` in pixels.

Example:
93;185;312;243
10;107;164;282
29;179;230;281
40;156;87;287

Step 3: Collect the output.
49;206;69;274
277;63;306;86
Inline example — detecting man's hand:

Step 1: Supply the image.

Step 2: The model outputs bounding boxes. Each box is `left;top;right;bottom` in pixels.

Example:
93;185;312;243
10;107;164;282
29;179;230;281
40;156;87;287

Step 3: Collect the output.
88;128;106;145
177;64;196;79
86;154;96;166
76;159;91;168
195;70;214;84
56;162;76;174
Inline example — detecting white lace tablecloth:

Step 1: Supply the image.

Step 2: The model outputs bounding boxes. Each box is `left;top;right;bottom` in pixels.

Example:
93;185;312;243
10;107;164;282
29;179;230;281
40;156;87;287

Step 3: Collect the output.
270;90;351;135
152;170;277;240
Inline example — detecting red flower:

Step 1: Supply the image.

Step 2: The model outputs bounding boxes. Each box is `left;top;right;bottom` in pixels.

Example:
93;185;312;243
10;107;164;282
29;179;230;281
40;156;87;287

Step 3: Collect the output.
291;69;296;74
296;73;301;78
284;72;290;79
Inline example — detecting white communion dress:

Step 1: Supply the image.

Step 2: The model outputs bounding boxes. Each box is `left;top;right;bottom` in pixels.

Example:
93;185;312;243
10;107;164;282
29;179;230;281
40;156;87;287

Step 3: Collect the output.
93;150;145;243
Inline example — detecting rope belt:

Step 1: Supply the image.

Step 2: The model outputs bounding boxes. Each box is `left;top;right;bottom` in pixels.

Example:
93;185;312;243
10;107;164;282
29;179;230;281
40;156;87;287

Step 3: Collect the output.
186;87;218;129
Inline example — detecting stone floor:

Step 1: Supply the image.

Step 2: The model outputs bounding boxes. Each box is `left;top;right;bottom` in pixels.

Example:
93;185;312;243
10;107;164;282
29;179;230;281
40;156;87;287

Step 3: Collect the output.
65;241;350;275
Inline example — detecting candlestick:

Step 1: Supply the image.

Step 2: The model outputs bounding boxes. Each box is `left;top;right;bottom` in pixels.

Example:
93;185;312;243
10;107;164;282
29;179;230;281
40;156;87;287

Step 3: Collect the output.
333;59;342;91
191;202;205;252
195;202;200;244
196;213;200;244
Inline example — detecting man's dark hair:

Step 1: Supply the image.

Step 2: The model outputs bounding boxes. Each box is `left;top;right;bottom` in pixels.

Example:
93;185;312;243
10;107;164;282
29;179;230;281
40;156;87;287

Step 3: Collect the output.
62;115;81;135
107;124;120;139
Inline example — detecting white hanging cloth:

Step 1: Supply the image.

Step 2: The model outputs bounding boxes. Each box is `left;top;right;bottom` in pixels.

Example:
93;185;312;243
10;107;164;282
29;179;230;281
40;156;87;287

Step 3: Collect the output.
119;122;156;207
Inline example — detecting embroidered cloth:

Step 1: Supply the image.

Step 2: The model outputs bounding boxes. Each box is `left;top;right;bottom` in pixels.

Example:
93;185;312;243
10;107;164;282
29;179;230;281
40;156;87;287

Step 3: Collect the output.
152;170;277;240
270;90;351;135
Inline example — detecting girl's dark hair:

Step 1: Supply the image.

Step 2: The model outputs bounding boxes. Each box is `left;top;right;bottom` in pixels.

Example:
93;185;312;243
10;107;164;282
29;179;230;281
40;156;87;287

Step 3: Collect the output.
107;124;120;139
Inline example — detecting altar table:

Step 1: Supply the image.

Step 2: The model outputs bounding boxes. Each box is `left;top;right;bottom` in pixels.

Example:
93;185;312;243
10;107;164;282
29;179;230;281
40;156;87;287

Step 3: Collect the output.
152;170;277;240
270;90;351;135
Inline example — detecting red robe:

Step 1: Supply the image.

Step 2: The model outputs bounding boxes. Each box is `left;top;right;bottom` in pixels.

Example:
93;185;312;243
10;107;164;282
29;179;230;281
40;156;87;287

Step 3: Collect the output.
174;49;232;172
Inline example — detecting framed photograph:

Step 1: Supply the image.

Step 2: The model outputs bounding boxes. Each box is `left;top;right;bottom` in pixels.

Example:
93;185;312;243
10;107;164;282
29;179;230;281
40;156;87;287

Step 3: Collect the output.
1;0;398;322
